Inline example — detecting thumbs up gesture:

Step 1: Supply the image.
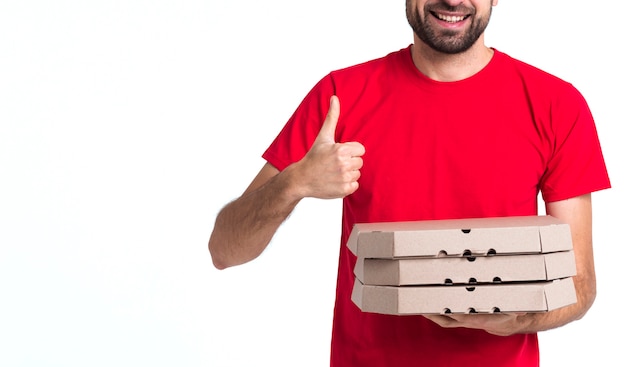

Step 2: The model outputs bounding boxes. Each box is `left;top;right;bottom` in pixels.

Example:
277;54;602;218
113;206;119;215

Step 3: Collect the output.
289;96;366;199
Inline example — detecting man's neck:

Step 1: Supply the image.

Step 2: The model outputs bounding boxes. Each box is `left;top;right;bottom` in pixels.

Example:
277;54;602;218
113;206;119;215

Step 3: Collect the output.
410;35;494;82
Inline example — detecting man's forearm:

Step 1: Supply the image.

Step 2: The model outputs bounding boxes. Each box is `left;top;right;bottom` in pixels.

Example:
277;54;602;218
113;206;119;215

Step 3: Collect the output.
209;167;302;269
507;196;598;335
209;96;365;269
424;270;596;337
424;195;598;336
515;254;597;334
518;195;598;333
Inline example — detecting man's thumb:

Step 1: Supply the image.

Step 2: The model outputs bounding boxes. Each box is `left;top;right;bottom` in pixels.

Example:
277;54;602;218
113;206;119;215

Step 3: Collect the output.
315;95;340;144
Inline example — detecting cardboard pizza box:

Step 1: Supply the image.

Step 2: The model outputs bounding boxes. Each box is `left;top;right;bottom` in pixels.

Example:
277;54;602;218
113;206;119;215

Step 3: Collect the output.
354;251;577;286
347;215;572;259
351;277;577;315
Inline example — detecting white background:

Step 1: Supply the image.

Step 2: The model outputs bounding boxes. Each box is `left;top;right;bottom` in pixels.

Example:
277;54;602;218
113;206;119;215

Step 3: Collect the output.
0;1;623;366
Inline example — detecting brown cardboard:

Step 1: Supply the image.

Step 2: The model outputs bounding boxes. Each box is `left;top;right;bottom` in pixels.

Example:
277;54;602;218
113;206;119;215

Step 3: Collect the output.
347;215;572;259
351;277;577;315
354;251;577;286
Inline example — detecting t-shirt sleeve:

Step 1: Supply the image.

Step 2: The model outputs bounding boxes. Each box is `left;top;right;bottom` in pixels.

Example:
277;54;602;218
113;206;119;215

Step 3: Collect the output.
262;74;336;171
540;84;611;202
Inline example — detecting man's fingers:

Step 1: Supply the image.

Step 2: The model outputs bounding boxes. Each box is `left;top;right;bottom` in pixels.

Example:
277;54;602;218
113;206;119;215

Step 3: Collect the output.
343;141;366;158
314;95;340;144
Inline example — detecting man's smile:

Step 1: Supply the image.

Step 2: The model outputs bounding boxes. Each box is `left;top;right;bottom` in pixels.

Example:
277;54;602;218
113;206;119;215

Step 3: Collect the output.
432;12;471;23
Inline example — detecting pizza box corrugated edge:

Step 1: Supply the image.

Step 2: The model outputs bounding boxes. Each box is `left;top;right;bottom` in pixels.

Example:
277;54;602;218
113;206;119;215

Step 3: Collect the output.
354;250;577;286
351;277;577;315
347;215;572;259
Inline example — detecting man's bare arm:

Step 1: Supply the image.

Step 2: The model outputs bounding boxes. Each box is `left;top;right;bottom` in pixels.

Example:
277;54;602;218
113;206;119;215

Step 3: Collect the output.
209;163;295;269
424;194;597;335
517;193;597;332
208;96;365;269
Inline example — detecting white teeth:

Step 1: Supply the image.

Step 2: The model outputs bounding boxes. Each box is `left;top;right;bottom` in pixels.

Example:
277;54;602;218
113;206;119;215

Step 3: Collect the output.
436;14;466;23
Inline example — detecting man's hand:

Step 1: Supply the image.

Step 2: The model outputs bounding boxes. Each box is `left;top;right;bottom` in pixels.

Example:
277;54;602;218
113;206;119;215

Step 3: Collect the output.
423;312;531;337
288;95;366;199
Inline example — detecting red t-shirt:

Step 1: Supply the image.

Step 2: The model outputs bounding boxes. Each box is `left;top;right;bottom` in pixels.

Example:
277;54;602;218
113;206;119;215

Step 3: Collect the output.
262;46;611;367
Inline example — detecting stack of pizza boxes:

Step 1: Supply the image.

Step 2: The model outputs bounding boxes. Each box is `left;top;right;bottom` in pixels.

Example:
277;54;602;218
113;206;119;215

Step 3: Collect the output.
348;215;578;315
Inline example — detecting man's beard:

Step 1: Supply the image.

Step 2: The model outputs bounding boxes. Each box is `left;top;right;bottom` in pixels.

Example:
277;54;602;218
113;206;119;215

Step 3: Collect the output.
406;2;492;54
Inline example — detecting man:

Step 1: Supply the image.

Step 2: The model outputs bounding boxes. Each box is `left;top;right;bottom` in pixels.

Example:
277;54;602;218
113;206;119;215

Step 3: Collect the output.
209;0;611;365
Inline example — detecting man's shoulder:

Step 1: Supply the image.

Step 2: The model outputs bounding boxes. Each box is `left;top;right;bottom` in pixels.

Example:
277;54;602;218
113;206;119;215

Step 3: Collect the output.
329;46;411;80
495;49;573;87
493;49;589;116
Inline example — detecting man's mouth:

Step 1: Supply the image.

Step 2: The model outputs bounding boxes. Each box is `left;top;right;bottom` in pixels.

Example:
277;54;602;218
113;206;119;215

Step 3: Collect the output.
432;12;471;23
